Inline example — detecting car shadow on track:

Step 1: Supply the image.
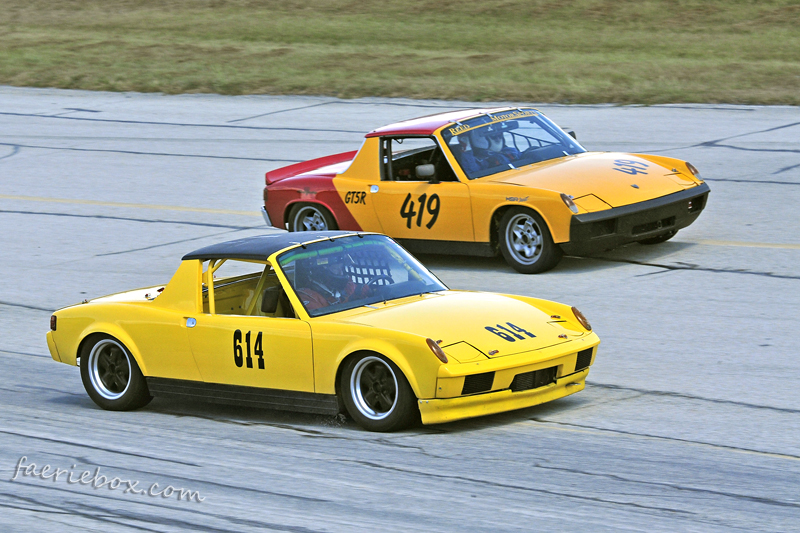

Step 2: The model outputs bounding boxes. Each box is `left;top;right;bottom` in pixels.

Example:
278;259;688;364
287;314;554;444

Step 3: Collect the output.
121;392;594;436
144;397;356;432
416;241;698;277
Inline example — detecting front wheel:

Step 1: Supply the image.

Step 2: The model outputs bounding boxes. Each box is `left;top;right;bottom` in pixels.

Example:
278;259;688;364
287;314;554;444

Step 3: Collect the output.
498;208;563;274
638;229;677;245
288;204;337;232
340;354;418;432
80;335;152;411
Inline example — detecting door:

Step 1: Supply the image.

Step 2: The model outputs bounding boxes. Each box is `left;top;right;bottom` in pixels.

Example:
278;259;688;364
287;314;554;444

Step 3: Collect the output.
369;136;474;242
187;315;314;392
185;259;315;392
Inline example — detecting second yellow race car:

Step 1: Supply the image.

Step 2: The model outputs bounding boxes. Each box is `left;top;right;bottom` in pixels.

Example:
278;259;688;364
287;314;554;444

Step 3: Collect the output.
46;232;599;431
262;107;710;273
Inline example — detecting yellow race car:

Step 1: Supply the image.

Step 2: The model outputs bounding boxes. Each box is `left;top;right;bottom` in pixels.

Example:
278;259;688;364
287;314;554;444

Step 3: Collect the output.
263;107;710;273
46;232;599;431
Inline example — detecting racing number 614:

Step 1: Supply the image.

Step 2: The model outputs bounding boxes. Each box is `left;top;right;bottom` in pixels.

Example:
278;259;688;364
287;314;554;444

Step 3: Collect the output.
400;193;440;229
485;323;536;342
233;330;264;369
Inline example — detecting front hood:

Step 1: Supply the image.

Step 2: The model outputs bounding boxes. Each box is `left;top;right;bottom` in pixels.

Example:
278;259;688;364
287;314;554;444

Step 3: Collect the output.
337;291;585;360
488;152;691;208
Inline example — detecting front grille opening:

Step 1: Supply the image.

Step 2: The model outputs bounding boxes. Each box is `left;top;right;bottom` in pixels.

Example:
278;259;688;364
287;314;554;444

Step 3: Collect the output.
632;216;676;236
587;218;616;239
510;366;557;393
575;348;593;372
688;195;705;213
462;372;495;395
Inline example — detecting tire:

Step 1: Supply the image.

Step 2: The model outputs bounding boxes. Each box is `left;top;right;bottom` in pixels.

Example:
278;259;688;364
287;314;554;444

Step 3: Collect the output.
288;204;337;232
80;335;152;411
498;208;563;274
340;354;418;432
638;229;677;245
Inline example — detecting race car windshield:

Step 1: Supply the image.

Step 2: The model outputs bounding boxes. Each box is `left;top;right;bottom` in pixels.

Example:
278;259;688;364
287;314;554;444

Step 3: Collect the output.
441;109;586;179
277;235;448;317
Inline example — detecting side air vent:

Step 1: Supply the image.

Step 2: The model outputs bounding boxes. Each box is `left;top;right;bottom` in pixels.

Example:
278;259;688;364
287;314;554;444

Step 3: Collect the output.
510;366;557;392
575;348;594;372
462;372;495;395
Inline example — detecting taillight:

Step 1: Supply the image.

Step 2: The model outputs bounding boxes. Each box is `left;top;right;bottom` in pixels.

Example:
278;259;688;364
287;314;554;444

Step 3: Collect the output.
50;315;57;331
426;338;448;363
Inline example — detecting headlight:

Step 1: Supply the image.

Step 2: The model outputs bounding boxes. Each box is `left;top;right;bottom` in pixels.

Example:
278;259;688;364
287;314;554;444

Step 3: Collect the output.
560;193;579;214
571;307;592;331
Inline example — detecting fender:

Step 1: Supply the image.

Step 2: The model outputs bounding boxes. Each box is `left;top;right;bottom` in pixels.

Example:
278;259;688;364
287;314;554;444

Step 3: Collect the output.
278;178;362;231
77;323;150;376
330;336;440;400
491;200;567;244
265;151;357;185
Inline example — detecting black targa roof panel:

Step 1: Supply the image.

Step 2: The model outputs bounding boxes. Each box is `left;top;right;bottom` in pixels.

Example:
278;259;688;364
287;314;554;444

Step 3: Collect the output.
182;231;358;261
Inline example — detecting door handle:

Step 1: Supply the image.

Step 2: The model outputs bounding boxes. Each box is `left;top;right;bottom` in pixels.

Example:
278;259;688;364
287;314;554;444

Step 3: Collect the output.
370;185;379;193
185;317;197;328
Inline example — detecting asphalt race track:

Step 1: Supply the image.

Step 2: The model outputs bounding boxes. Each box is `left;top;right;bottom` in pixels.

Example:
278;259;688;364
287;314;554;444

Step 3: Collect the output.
1;86;799;532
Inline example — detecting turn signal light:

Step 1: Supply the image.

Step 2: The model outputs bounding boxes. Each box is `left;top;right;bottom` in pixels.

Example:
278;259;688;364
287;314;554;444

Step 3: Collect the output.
426;338;448;363
560;193;579;214
686;162;703;180
571;307;592;331
50;315;57;331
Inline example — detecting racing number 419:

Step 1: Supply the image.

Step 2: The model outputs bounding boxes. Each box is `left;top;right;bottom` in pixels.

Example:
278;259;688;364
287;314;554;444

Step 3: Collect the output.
233;330;264;369
400;193;440;229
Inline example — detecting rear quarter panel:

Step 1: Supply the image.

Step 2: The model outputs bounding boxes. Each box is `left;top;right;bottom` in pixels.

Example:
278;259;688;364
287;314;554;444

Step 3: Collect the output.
267;175;363;231
50;302;202;381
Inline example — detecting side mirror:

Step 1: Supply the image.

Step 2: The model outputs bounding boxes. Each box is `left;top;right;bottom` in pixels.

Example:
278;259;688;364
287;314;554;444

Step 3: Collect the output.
261;286;281;314
566;130;577;140
416;164;437;183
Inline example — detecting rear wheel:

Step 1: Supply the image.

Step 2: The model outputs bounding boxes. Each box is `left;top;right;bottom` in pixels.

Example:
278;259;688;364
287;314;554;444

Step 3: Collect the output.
340;354;417;432
80;335;151;411
498;208;562;274
638;229;677;245
288;204;337;232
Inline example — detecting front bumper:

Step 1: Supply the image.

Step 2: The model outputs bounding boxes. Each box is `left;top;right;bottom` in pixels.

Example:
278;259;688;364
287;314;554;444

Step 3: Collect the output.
419;368;588;424
46;331;61;362
560;183;710;255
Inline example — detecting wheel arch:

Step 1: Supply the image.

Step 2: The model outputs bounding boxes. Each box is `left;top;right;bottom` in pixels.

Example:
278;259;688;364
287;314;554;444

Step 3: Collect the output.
490;203;561;248
284;200;340;230
76;325;149;376
334;347;424;403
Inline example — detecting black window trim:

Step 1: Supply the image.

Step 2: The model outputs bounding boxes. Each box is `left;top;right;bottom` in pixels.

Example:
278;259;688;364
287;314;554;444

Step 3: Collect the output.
378;134;458;183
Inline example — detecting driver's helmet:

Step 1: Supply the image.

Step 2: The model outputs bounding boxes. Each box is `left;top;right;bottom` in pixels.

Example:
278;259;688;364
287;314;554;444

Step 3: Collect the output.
486;125;506;153
469;129;490;157
311;252;352;293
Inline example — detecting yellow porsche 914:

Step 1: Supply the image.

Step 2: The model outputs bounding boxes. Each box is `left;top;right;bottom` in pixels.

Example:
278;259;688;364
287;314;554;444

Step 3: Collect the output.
263;107;710;273
46;232;599;431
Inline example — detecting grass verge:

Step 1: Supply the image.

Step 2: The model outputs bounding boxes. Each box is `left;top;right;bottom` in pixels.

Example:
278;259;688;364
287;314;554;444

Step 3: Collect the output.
1;0;798;103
